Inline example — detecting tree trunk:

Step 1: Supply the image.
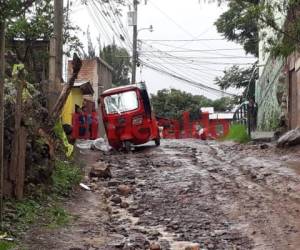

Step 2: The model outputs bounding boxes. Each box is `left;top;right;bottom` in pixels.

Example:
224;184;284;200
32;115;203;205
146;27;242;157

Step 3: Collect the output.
10;78;25;200
15;127;27;200
0;20;5;226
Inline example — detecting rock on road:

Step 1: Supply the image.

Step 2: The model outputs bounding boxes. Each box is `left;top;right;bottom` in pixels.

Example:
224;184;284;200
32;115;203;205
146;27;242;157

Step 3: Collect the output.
24;139;300;250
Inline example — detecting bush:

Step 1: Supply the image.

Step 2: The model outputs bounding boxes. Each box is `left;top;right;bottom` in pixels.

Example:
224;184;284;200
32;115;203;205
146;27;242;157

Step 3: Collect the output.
0;241;16;250
46;204;71;229
52;160;82;196
225;124;250;143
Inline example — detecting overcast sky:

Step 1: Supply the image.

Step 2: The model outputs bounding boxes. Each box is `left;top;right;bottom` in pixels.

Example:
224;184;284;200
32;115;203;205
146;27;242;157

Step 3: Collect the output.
70;0;256;100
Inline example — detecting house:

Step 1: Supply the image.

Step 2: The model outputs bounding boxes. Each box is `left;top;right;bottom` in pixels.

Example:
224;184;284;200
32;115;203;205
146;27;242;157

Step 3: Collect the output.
61;81;94;125
68;58;113;106
67;58;113;137
256;1;300;132
157;107;234;139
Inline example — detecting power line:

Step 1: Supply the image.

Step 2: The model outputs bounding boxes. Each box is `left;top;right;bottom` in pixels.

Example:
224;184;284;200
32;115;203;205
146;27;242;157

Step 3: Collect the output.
89;0;131;50
104;1;133;49
141;56;255;65
141;38;259;42
140;48;250;53
147;0;196;39
141;54;255;59
86;4;113;44
141;60;237;97
139;46;229;93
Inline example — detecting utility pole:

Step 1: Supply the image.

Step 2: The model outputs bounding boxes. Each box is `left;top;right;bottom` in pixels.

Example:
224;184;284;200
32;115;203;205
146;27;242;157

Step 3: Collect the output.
0;20;5;229
131;0;138;85
49;0;64;111
54;0;63;85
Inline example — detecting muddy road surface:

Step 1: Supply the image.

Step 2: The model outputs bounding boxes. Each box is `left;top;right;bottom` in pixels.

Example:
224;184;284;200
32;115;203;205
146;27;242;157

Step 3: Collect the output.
24;140;300;250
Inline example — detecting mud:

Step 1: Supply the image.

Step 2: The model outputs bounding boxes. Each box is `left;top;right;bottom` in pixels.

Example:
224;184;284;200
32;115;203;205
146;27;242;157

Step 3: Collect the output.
22;140;300;250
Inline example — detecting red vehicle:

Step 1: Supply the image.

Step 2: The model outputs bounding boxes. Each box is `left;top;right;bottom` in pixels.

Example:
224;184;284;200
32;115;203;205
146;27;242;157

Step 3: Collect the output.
100;83;160;151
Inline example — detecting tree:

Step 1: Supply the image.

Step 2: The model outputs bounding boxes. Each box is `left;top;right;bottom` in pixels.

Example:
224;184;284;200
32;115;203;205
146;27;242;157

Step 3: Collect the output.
212;97;235;112
214;62;258;100
214;0;300;58
101;44;131;86
6;0;82;54
214;0;259;57
151;89;235;121
0;0;35;22
2;0;82;83
82;26;96;59
151;89;206;121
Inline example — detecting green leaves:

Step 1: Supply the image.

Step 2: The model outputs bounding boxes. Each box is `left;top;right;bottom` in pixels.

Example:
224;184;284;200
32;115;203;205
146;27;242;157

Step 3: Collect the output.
214;0;259;56
151;89;235;121
214;0;300;58
214;62;258;100
101;44;131;86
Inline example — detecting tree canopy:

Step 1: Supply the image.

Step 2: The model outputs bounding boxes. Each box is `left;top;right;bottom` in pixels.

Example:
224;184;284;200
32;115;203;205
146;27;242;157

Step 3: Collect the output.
100;44;131;87
151;89;235;121
214;0;300;58
214;0;259;57
214;63;258;100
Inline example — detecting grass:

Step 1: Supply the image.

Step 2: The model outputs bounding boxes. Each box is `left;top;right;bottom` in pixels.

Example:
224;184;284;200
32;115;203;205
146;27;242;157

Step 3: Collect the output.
45;204;72;229
15;199;41;225
52;160;83;196
224;124;251;143
0;241;16;250
3;160;83;239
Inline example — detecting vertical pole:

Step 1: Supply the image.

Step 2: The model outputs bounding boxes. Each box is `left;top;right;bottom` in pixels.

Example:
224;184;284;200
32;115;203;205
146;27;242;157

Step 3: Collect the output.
0;20;5;229
247;104;251;137
12;76;23;200
49;0;63;112
131;0;138;85
54;0;63;85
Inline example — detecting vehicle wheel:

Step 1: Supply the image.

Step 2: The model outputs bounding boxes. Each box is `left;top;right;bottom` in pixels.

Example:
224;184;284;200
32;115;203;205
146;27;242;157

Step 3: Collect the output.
124;141;132;152
154;137;160;146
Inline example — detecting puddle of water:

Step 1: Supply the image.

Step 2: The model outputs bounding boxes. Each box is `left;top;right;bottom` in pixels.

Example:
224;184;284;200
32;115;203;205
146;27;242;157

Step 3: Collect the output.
287;161;300;175
113;203;201;250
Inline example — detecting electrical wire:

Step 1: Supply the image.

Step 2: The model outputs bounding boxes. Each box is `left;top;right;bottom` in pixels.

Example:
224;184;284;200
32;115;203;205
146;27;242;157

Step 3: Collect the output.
141;60;237;97
89;0;131;50
139;45;230;94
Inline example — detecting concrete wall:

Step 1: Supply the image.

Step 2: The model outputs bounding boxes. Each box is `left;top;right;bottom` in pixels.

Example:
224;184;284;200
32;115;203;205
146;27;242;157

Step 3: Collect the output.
97;57;113;102
96;58;113;137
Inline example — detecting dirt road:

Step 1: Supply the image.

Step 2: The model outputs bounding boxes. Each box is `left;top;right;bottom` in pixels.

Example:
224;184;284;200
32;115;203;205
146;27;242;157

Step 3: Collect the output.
23;140;300;250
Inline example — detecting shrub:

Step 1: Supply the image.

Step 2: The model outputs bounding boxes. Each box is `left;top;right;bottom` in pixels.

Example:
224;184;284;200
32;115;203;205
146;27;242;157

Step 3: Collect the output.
0;241;16;250
52;160;82;196
225;124;250;143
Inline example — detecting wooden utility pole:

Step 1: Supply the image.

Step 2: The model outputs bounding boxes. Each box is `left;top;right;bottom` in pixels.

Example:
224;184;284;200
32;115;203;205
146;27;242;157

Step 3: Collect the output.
0;20;5;228
131;0;138;85
49;0;64;111
54;0;63;85
10;69;26;200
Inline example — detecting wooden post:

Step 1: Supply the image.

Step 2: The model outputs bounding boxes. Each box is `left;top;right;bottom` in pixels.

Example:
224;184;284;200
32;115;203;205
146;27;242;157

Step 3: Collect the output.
48;0;63;112
10;74;25;200
15;126;27;200
0;20;5;227
54;0;63;86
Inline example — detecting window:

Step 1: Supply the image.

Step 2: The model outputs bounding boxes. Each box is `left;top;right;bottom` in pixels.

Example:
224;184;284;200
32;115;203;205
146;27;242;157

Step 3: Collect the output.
104;91;139;114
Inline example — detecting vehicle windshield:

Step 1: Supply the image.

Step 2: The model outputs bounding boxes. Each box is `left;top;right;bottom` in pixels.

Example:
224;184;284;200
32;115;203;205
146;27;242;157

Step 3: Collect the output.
104;90;139;114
